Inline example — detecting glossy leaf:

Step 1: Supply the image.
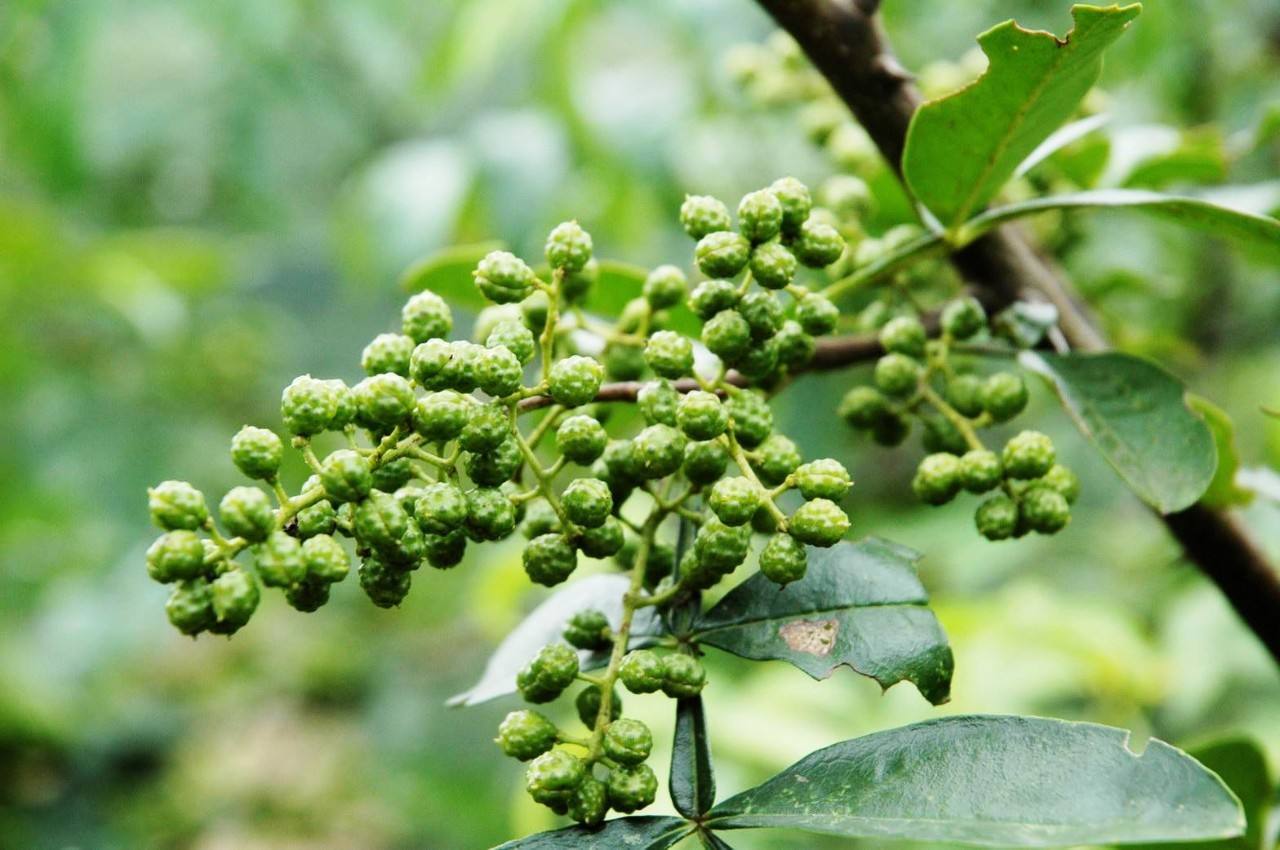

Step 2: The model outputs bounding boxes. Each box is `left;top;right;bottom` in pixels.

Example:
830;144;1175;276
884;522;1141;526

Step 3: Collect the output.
903;4;1142;229
399;240;504;312
964;190;1280;261
697;831;736;850
707;715;1244;845
492;816;691;849
1020;351;1217;514
1187;395;1253;509
690;538;953;705
670;696;716;818
449;575;663;707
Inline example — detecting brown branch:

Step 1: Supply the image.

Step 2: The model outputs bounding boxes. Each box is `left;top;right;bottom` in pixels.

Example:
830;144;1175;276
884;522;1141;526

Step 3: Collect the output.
757;0;1280;666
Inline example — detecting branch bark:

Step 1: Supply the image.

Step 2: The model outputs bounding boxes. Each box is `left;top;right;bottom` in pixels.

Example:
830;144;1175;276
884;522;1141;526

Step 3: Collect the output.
757;0;1280;666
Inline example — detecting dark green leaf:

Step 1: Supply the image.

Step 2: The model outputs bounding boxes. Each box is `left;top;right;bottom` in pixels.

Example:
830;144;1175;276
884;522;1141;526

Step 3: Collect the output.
963;190;1280;261
697;830;736;850
708;715;1245;846
492;816;692;849
399;241;504;312
903;4;1142;229
1187;396;1254;509
690;538;953;705
670;696;716;818
449;575;664;706
1020;351;1218;513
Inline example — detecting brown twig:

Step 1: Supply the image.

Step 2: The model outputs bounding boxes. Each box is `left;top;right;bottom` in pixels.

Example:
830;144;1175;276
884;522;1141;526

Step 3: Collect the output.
756;0;1280;666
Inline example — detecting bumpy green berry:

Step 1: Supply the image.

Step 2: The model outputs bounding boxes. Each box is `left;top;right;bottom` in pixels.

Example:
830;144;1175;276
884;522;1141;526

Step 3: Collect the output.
575;685;622;729
486;320;536;366
1003;430;1055;480
695;231;751;278
601;440;643;488
838;386;889;428
607;764;657;814
982;372;1029;422
687;279;739;320
410;338;451;387
228;425;283;481
793;219;845;268
146;530;206;583
549;356;604;408
941;295;986;340
361;333;414;377
775;320;815;368
603;718;652;766
526;749;586;811
517;643;579;703
644;330;694;378
1040;464;1081;504
209;568;259;633
219;486;275;542
975;494;1019;541
604;343;646;381
737;189;783;243
683;440;730;485
794;458;852;500
946;374;985;418
561;478;613;529
921;414;968;456
726;390;773;448
475;345;523;398
959;449;1002;493
661;653;707;699
412;390;470;442
789;498;849;546
419;528;464;569
524;534;578;587
633;424;686;479
555;415;607;465
254;530;304;587
702;309;751;362
1021;485;1070;534
319;449;373;503
148;480;208;531
760;532;807;585
643;265;686;309
770;176;812;234
436;340;482;392
497;709;558;761
913;453;963;505
354;491;410;553
545;221;593;272
753;434;802;486
749;242;796;289
739;290;784;340
401;290;453;343
294;499;336;538
370;458;413;494
465;487;517;542
301;534;350;583
166;579;215;636
358;555;412;607
353;373;415;430
521;501;562;540
708;477;760;526
734;337;780;380
475;250;536;304
455;404;507;453
874;353;921;397
568;777;609;825
411;482;465;535
619;650;666;694
694;519;752;572
577;517;625;558
879;316;927;357
281;375;337;436
796;292;838;335
563;609;611;651
676;391;727;441
680;195;732;239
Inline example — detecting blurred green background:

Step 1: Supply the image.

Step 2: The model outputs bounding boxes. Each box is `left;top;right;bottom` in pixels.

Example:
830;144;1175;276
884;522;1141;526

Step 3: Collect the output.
1;1;1278;848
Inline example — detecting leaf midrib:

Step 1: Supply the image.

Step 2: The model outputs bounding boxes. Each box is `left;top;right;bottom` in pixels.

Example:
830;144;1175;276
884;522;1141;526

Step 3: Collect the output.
692;598;930;640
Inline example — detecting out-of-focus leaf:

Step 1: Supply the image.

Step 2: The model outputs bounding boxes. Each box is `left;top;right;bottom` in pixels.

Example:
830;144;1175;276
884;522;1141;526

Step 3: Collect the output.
903;4;1142;229
697;831;735;849
400;241;503;312
707;716;1245;845
690;539;953;705
1016;113;1110;178
449;574;664;706
670;695;715;818
1121;127;1228;189
1187;395;1253;509
585;260;700;337
1236;467;1280;505
492;816;692;849
1021;351;1217;513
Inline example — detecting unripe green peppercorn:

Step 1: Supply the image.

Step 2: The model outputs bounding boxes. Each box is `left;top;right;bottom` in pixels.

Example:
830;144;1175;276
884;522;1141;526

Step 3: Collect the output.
517;643;579;703
412;390;470;442
607;764;658;814
760;532;807;585
683;440;730;486
794;458;852;500
644;330;694;378
603;718;652;766
210;568;259;632
708;477;760;526
302;534;350;583
793;218;845;268
438;340;484;393
524;534;579;587
695;231;751;278
475;345;523;398
752;434;802;486
687;279;739;320
361;333;414;377
680;195;732;239
575;684;622;729
770;176;813;234
982;372;1029;422
358;555;412;607
149;480;208;531
1002;430;1055;479
694;518;752;572
486;320;536;366
465;487;517;542
568;777;609;825
642;265;686;309
975;494;1019;541
319;449;373;503
921;414;968;456
219;486;275;542
749;241;797;289
561;478;613;529
601;440;643;487
229;425;283;481
618;650;666;694
912;453;963;505
726;390;773;448
879;316;927;357
734;337;780;380
410;338;451;387
738;290;785;340
166;579;216;636
775;320;815;368
838;386;888;429
414;482;467;534
281;375;337;436
576;517;625;558
946;373;986;418
464;438;522;487
632;424;686;479
795;292;839;335
423;528;467;569
401;289;453;343
874;353;921;397
701;308;752;363
603;343;646;382
556;415;608;464
146;530;206;583
941;295;986;340
474;250;536;304
661;653;707;698
526;749;586;810
677;391;728;441
564;609;612;651
294;499;336;538
1020;485;1071;534
789;498;850;546
353;373;415;430
549;356;604;408
497;709;558;761
959;449;1003;493
255;530;306;587
545;221;593;272
737;189;783;243
354;491;411;553
1040;464;1081;504
459;404;510;453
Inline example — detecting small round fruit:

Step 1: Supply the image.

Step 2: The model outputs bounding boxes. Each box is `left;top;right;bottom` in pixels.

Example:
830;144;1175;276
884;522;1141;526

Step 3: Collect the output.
642;265;686;309
788;498;850;546
603;718;652;766
474;250;536;304
676;391;728;441
1002;430;1055;480
793;458;852;501
1020;485;1071;534
958;449;1003;493
516;643;580;703
661;653;707;698
1040;464;1081;504
912;453;963;505
695;231;751;279
941;295;986;340
230;426;283;480
879;316;927;357
556;415;608;465
219;486;275;542
561;478;613;529
618;650;666;694
874;353;921;397
737;189;783;243
523;534;579;587
549;356;605;408
644;330;694;378
679;195;732;240
975;494;1019;541
759;532;807;586
793;219;845;268
496;709;558;761
401;290;453;343
146;530;206;583
563;609;611;651
148;480;208;531
707;477;760;526
982;372;1029;422
545;221;593;272
319;449;373;503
